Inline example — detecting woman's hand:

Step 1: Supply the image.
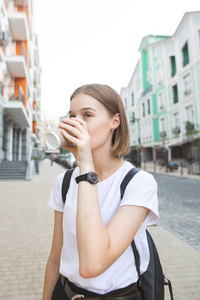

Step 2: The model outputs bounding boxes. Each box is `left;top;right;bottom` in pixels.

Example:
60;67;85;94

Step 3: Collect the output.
59;118;94;171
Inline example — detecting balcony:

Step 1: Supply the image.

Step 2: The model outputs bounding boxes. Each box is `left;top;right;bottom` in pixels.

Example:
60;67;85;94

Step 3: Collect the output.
141;85;153;98
160;131;166;138
3;84;29;128
8;85;24;103
5;55;27;77
8;12;29;41
173;127;180;135
14;0;28;6
184;89;191;96
4;102;30;128
185;121;194;132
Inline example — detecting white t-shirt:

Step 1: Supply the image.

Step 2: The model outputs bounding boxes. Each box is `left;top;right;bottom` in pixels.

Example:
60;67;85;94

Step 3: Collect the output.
48;161;159;294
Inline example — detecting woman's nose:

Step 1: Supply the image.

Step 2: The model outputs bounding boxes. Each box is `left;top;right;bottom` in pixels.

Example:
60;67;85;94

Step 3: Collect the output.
76;114;84;120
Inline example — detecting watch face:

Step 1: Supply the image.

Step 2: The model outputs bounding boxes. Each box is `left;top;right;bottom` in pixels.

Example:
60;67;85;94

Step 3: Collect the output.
88;172;98;184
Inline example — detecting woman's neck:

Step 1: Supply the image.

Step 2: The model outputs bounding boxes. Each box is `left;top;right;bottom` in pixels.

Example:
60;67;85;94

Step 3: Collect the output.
92;152;124;182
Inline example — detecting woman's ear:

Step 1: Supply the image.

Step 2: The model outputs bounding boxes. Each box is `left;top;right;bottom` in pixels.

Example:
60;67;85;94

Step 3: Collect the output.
111;113;120;130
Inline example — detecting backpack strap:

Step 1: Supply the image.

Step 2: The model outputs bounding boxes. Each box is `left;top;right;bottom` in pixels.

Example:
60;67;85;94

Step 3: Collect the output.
62;168;75;204
120;167;140;199
131;240;143;291
120;167;142;290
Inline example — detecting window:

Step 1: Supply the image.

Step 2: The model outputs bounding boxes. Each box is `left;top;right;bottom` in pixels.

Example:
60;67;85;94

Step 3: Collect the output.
182;42;189;67
160;117;166;138
132;112;135;124
149;121;152;139
170;56;176;77
185;105;194;132
160;118;165;131
158;92;165;110
147;99;150;115
183;73;191;96
142;103;145;117
185;105;194;122
173;112;180;135
131;92;134;106
145;122;151;141
172;84;178;104
129;111;135;125
145;123;148;140
173;112;180;127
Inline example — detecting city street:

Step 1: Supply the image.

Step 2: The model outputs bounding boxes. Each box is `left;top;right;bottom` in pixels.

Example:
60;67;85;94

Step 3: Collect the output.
0;159;200;299
152;173;200;252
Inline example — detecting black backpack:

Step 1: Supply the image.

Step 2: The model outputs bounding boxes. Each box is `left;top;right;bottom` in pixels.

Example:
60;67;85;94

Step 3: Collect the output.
62;167;174;300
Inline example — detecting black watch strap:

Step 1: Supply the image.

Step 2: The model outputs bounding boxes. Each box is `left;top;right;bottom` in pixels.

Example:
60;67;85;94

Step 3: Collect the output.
76;173;87;183
75;172;98;184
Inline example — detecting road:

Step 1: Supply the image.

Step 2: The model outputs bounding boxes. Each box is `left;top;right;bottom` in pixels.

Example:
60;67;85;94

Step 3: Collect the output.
152;172;200;252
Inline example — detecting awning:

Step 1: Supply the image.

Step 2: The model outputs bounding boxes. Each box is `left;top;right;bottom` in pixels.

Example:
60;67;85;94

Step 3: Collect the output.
164;139;183;148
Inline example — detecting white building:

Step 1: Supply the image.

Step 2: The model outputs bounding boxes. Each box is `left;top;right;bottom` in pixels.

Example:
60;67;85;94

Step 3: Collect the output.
121;11;200;173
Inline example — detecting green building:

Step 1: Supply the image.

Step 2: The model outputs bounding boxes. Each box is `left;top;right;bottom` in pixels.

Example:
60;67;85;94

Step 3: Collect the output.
121;11;200;174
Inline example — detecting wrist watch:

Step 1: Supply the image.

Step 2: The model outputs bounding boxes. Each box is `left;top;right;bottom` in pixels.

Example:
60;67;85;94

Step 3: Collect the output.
75;172;98;184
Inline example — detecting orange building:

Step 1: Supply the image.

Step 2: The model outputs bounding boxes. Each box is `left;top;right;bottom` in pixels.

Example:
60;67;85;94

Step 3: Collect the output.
0;0;42;180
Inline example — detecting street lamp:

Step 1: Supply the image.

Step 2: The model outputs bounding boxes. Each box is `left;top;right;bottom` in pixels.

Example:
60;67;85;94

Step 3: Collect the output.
130;116;141;167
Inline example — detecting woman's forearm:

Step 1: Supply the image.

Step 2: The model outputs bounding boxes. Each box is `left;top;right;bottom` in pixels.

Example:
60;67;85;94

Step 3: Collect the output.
76;181;110;278
42;258;60;300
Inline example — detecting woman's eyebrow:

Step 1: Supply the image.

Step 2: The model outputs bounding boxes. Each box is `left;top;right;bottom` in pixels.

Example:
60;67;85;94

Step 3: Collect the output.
69;107;96;114
81;107;96;111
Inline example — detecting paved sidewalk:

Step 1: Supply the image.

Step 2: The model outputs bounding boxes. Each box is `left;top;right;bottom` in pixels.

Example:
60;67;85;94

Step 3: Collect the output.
141;161;200;181
0;159;200;299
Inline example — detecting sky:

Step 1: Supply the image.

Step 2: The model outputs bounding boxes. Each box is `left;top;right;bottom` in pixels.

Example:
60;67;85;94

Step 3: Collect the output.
33;0;200;117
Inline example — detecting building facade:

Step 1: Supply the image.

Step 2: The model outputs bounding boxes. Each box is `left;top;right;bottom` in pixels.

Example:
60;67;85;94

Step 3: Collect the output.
121;11;200;174
0;0;42;179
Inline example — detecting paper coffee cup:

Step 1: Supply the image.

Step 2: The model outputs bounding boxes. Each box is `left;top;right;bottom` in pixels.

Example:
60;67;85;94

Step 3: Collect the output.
45;127;72;150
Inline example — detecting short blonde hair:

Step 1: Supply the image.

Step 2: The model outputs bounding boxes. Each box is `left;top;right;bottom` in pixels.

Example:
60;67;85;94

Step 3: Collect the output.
70;84;130;156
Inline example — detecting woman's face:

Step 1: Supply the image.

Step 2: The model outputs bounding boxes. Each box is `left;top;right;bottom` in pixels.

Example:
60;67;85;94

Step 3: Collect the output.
69;93;119;152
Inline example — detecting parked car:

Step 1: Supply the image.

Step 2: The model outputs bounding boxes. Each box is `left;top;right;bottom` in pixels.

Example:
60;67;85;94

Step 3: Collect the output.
62;153;76;169
168;162;179;170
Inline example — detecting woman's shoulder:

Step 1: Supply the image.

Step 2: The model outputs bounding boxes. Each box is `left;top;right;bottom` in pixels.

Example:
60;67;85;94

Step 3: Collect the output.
122;162;157;195
54;167;79;186
122;161;156;180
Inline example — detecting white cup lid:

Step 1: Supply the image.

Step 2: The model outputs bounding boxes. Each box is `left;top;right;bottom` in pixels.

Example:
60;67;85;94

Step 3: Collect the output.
45;132;61;150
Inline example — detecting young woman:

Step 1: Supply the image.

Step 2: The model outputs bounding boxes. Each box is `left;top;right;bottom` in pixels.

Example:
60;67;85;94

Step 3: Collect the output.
43;84;159;300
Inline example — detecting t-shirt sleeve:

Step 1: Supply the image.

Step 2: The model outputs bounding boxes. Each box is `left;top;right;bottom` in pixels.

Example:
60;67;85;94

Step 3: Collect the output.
48;172;65;212
119;170;159;226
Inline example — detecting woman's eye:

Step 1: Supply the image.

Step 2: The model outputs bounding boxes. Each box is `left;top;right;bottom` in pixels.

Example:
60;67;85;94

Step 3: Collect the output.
69;115;75;118
84;113;92;118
